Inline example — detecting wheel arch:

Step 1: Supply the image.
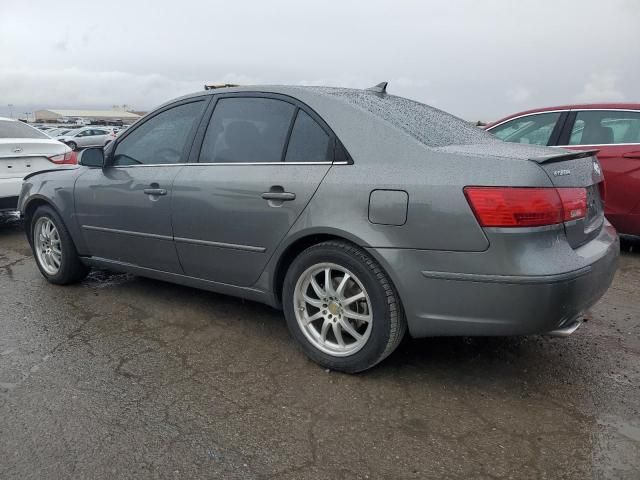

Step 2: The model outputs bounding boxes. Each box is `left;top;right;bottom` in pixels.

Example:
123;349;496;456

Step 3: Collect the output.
270;228;406;317
22;196;64;245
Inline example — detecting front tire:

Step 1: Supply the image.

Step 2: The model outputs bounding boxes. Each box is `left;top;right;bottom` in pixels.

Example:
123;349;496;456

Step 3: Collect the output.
283;241;406;373
67;141;77;151
30;205;88;284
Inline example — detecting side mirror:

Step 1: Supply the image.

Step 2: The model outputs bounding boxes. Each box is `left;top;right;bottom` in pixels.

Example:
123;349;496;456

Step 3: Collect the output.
78;147;104;167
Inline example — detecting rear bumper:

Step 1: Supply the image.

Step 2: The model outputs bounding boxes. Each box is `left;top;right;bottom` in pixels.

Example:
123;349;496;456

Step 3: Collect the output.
607;213;640;236
0;177;22;211
370;221;619;337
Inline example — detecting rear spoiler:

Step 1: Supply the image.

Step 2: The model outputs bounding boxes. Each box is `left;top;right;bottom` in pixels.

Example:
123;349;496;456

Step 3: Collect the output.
529;149;599;164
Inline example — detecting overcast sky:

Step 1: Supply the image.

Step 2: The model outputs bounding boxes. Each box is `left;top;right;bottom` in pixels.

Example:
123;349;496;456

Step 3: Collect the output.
1;0;638;121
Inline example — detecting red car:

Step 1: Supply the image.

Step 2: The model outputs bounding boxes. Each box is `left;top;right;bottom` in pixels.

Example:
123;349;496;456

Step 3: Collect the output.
486;103;640;236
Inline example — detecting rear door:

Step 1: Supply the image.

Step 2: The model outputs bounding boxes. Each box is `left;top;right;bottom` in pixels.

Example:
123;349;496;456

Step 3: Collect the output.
74;98;207;272
90;128;112;147
171;93;335;286
559;109;640;234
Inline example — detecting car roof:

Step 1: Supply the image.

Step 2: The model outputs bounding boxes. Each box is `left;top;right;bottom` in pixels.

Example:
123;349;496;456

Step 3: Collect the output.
488;102;640;127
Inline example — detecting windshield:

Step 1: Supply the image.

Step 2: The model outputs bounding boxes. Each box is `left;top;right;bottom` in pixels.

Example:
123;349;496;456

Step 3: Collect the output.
0;120;50;139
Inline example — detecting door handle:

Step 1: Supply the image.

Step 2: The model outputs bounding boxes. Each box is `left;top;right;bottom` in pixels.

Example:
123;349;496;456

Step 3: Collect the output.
622;151;640;159
143;188;167;196
261;192;296;201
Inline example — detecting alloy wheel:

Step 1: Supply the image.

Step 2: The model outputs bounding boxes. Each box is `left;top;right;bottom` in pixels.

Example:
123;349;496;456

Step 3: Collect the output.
34;217;62;275
293;262;373;357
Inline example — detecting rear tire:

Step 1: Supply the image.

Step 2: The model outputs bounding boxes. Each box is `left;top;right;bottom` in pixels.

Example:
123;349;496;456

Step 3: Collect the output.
30;205;88;285
283;241;406;373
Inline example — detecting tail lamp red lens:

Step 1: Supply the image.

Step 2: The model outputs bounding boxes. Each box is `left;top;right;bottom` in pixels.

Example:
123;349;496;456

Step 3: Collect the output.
464;187;587;228
47;150;77;165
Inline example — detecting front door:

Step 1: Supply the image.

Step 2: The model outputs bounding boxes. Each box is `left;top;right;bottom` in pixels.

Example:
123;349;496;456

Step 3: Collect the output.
171;95;336;286
74;99;207;272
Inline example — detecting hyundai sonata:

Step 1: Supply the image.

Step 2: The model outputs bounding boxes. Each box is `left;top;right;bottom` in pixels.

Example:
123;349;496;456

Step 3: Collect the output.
18;84;619;372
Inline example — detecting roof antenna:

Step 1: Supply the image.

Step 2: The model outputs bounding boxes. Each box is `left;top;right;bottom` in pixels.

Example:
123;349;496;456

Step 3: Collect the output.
367;82;388;95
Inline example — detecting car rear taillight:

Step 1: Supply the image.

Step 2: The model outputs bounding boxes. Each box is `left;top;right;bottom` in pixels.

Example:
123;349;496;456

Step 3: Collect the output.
464;187;587;228
47;150;77;165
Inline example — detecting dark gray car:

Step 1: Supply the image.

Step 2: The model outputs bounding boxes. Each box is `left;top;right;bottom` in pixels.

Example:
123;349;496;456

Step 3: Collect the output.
18;84;619;372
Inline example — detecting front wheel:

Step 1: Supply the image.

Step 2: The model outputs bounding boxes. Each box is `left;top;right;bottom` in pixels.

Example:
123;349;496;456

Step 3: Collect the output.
67;141;77;151
283;241;406;373
31;205;88;284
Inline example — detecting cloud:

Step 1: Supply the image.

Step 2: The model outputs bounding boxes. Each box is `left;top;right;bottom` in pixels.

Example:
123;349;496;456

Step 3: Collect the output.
0;68;207;111
575;72;624;102
507;86;532;104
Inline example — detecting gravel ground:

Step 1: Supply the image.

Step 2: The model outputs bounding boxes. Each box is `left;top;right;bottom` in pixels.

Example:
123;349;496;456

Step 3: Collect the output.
1;214;639;479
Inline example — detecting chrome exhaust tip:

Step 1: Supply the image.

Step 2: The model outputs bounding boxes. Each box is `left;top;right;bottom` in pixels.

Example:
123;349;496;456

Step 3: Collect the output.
545;319;583;337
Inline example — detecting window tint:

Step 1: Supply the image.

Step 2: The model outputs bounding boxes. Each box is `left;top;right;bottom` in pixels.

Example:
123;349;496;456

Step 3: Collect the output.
113;101;204;166
569;111;640;145
200;97;295;163
284;110;332;162
0;120;50;139
490;112;561;146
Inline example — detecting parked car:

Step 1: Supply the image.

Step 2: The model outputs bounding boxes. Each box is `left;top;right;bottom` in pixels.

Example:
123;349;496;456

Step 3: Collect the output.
486;103;640;236
56;127;116;151
18;85;618;372
0;117;75;212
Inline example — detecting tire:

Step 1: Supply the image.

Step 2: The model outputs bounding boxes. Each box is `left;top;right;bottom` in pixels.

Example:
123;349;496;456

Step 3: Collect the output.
67;141;77;151
30;205;89;285
283;241;406;373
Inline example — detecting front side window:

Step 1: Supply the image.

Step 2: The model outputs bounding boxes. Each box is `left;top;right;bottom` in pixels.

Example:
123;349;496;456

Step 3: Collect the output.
569;110;640;145
113;101;204;166
284;110;332;162
490;112;561;146
199;97;295;163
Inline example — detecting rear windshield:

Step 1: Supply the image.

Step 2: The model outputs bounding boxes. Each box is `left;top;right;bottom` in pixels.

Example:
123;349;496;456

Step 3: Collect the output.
315;88;497;147
0;120;50;139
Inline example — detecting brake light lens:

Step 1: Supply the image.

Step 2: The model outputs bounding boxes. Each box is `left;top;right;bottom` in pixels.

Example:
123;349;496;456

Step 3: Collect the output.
47;150;77;165
464;187;587;228
557;188;587;221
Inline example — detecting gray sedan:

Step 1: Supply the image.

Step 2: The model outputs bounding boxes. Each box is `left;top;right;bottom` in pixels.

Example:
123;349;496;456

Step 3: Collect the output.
18;84;619;372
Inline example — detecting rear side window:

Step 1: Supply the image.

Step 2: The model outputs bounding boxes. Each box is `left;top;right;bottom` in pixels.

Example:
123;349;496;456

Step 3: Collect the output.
285;110;332;162
490;112;561;146
0;120;49;139
569;110;640;145
113;101;204;166
200;97;295;163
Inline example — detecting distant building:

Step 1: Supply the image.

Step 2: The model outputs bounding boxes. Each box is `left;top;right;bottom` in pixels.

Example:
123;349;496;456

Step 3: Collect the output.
34;109;141;125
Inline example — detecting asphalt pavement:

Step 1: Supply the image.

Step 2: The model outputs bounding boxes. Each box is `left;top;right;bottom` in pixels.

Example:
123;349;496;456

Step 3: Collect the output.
1;213;639;479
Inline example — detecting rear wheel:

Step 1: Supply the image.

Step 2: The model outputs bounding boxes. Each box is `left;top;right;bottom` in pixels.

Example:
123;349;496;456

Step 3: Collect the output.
31;205;88;284
283;241;406;373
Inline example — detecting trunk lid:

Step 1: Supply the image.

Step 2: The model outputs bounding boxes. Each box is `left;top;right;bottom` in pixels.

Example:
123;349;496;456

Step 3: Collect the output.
0;138;69;178
531;148;605;248
437;143;606;248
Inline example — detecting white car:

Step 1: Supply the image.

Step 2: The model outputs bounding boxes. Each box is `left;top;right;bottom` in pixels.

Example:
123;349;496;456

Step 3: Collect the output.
0;117;75;212
56;127;116;151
